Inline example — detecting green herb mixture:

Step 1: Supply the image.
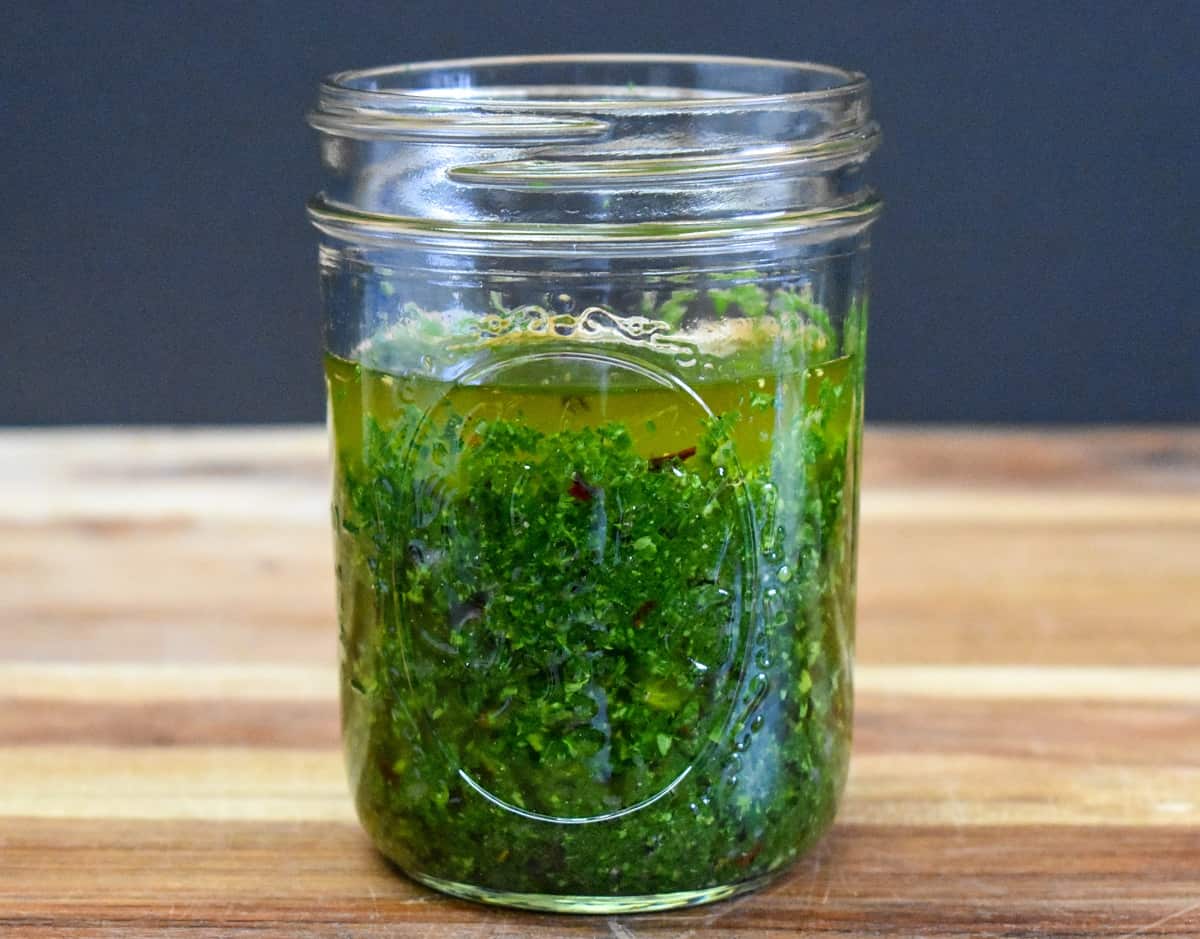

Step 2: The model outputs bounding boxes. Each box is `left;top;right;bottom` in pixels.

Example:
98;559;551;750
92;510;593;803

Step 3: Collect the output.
329;289;862;899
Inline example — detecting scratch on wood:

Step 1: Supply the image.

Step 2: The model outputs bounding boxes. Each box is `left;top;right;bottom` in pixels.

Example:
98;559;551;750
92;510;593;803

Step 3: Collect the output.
1116;898;1200;938
607;920;637;939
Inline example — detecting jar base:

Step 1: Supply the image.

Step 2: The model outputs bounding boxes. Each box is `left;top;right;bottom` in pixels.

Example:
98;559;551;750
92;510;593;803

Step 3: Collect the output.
407;869;778;914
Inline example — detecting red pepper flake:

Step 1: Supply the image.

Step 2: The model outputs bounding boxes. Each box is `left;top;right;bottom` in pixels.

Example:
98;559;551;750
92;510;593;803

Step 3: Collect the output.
648;446;697;471
377;755;401;783
733;840;764;869
568;474;594;502
632;599;657;627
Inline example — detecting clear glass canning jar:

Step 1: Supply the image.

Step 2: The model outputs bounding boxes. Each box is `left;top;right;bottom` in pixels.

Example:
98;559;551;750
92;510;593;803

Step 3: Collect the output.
308;53;880;913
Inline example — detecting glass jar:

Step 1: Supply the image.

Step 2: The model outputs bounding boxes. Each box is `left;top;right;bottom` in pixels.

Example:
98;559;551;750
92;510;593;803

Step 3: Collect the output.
308;54;880;913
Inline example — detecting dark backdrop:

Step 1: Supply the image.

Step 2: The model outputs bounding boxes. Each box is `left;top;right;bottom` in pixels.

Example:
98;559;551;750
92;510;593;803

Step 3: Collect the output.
5;2;1198;424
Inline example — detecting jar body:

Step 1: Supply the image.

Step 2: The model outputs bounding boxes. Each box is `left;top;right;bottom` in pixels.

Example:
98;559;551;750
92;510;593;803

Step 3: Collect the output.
312;55;879;912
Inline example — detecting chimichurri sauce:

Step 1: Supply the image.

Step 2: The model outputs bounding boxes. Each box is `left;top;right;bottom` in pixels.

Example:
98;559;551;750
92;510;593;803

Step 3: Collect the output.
327;314;859;906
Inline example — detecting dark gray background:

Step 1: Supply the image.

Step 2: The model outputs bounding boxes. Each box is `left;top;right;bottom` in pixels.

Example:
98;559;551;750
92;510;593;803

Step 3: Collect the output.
5;1;1197;424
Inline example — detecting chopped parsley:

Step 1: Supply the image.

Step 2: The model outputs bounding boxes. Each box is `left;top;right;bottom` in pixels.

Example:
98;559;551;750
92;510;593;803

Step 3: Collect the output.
327;294;862;902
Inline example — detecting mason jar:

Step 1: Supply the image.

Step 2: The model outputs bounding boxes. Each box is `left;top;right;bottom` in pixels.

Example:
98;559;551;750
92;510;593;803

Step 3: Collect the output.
308;53;880;913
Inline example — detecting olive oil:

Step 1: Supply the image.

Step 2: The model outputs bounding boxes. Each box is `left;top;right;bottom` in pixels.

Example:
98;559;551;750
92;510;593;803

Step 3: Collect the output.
326;336;859;906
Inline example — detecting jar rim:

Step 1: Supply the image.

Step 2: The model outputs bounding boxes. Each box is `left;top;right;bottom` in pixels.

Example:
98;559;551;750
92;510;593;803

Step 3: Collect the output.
317;53;869;118
308;53;880;253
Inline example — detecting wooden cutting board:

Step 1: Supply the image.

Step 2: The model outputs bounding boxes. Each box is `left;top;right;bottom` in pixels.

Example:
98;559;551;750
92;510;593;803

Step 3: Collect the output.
2;427;1198;938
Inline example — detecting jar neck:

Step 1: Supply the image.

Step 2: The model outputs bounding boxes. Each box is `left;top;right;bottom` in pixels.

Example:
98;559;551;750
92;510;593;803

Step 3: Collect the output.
308;54;880;253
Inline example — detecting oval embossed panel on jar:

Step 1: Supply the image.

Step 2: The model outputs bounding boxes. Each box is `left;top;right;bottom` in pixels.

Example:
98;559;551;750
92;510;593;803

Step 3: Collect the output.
374;344;759;823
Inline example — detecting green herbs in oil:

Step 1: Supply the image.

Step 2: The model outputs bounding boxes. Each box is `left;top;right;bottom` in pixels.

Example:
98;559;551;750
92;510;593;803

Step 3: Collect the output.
328;301;861;903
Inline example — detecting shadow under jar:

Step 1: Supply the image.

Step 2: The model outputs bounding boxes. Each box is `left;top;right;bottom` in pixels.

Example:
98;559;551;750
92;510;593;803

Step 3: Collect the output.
308;54;881;913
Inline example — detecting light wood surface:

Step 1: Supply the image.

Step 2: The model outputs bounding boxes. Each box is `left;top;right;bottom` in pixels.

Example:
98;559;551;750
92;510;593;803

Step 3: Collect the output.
2;427;1198;937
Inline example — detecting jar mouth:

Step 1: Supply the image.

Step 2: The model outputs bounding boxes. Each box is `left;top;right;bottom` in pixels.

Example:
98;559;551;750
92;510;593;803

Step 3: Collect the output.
308;53;880;252
318;53;868;117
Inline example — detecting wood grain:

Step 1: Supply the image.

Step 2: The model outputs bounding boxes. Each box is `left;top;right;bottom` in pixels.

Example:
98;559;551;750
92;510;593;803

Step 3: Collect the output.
1;426;1198;937
2;821;1198;938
